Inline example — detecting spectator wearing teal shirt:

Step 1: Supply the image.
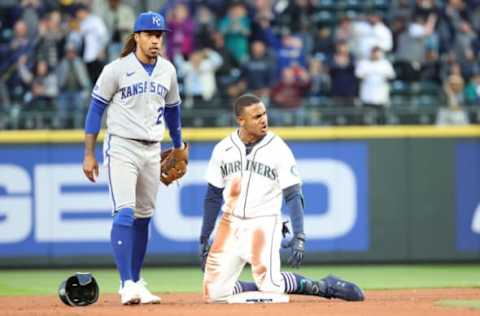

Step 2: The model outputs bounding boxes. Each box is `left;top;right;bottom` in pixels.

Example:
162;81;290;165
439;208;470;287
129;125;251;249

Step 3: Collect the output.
218;2;250;64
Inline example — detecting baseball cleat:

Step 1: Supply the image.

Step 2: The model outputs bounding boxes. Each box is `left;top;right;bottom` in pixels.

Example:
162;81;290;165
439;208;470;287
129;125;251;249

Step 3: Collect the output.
119;280;141;305
136;279;161;304
319;275;365;301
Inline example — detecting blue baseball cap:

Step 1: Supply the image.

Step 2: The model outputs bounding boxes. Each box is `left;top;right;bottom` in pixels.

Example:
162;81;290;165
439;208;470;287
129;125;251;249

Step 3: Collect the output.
134;11;170;33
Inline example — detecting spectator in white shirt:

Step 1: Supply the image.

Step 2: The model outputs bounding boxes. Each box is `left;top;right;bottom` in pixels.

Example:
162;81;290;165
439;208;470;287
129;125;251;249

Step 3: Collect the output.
73;3;109;83
355;46;395;124
351;12;393;61
175;48;223;108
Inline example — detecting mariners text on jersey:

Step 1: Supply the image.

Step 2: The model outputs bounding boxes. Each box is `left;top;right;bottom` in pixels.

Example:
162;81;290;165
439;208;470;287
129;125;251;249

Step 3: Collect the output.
220;159;278;180
120;82;168;100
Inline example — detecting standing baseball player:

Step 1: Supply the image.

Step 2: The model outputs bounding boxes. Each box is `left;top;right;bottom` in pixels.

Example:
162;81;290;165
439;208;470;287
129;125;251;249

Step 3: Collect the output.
82;11;188;305
200;94;364;302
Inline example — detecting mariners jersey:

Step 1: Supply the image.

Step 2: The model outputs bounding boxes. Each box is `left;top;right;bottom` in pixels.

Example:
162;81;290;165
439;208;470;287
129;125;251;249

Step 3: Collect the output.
206;130;301;218
92;52;181;141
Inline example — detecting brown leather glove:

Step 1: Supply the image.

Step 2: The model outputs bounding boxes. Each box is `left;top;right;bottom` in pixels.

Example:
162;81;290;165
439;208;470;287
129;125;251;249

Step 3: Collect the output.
160;142;189;186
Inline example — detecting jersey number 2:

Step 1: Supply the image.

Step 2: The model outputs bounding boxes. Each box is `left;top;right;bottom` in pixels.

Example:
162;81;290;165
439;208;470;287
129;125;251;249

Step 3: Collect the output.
156;107;164;125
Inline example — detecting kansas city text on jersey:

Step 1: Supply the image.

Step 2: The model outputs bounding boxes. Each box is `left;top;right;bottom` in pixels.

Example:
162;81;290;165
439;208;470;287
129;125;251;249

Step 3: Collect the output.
220;159;278;180
120;81;168;100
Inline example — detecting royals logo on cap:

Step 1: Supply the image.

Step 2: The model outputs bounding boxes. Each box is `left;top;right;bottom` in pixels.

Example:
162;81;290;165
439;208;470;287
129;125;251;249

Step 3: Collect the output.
152;15;162;26
134;11;170;33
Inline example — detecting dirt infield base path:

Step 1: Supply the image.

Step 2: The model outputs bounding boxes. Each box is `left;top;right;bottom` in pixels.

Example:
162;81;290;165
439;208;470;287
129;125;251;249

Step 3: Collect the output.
2;288;480;316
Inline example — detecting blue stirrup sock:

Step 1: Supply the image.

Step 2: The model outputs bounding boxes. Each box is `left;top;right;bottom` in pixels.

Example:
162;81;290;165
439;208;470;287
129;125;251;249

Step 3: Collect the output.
111;207;135;287
132;217;151;282
232;272;311;295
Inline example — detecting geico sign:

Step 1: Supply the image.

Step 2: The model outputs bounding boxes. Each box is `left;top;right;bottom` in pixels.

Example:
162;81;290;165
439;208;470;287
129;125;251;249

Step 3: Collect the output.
0;161;358;243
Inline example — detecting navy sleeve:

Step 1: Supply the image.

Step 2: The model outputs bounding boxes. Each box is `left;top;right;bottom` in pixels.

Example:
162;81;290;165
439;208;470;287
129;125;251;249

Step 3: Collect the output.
200;183;223;244
164;105;182;148
283;184;305;235
84;98;108;134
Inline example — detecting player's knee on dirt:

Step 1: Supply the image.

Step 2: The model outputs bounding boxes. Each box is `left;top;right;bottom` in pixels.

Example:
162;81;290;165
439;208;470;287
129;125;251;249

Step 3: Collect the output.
113;208;135;227
203;280;232;303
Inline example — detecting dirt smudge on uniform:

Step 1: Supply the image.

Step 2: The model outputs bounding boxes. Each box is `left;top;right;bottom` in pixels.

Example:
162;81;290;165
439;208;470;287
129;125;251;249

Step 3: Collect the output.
210;215;231;253
251;228;267;283
203;214;231;301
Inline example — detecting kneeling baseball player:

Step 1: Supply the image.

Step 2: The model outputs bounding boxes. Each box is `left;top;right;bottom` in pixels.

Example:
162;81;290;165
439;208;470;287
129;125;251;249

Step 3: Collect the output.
200;94;365;303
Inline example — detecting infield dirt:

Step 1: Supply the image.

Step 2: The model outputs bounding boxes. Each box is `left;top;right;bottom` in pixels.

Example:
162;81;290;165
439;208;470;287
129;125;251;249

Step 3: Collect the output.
2;288;480;316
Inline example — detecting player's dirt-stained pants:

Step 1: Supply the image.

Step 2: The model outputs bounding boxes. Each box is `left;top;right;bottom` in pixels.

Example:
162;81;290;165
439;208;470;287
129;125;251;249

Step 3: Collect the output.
203;213;285;302
103;134;161;218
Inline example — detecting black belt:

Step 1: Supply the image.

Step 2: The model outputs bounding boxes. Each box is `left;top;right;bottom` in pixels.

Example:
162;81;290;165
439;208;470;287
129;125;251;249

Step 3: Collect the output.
128;138;159;145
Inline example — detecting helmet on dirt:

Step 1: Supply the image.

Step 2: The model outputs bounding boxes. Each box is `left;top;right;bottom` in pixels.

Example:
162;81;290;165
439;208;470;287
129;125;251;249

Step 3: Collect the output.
134;11;170;33
58;272;99;306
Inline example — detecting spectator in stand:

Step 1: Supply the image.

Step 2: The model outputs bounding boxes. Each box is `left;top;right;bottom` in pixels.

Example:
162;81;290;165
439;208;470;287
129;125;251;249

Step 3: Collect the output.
275;32;306;77
453;20;477;78
464;72;480;106
334;17;355;52
12;0;45;40
307;54;330;107
421;49;442;82
99;0;135;61
250;12;279;49
240;40;275;104
194;4;217;50
395;13;437;82
270;64;310;125
328;40;357;107
355;46;395;124
277;0;314;34
212;32;245;101
175;48;223;108
218;1;251;64
56;42;91;128
351;11;393;60
36;10;66;70
18;56;58;111
0;20;35;105
73;3;108;83
167;2;194;60
312;25;335;60
436;62;469;125
436;0;471;54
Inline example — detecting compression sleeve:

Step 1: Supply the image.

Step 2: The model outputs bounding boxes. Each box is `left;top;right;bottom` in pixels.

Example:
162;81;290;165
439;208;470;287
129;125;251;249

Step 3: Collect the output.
283;184;305;235
84;98;107;134
164;105;182;148
200;183;223;243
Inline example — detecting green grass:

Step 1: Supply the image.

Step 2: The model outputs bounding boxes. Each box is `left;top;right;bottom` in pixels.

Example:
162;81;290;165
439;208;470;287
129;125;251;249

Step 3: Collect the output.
0;264;478;296
437;300;480;310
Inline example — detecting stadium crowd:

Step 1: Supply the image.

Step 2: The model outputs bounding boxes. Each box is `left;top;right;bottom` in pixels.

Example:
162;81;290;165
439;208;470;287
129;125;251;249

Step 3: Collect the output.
0;0;479;129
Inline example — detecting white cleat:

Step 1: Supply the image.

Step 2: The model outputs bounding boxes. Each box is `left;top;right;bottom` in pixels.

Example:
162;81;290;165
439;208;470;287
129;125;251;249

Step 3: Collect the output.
136;279;161;304
119;280;141;305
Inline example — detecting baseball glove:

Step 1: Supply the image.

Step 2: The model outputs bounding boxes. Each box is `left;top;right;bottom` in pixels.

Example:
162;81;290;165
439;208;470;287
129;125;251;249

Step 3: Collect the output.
160;142;189;186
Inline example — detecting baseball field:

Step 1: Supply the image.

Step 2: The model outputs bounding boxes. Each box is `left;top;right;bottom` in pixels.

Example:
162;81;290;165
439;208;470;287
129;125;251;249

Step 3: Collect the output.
0;264;479;315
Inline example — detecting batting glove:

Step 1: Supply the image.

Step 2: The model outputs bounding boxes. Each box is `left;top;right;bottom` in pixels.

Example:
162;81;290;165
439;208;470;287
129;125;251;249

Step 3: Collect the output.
282;233;305;268
199;241;211;272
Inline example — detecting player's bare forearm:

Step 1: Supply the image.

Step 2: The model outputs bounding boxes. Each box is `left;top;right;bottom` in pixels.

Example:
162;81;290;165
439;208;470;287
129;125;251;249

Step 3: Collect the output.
84;133;98;157
83;133;99;182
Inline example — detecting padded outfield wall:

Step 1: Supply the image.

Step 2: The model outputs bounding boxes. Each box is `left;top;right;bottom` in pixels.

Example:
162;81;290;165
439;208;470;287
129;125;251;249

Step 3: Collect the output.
0;126;479;267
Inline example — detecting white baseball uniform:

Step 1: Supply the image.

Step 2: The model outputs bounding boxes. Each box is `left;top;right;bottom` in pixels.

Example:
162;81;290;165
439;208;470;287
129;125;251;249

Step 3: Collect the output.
203;130;301;301
93;52;180;217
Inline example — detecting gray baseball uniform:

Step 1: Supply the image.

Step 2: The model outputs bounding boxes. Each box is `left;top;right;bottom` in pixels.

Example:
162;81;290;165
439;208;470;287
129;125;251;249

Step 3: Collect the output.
93;52;180;217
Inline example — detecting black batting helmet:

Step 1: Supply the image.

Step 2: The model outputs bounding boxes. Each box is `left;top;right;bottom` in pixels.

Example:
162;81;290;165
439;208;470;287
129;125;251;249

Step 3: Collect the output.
58;272;99;307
